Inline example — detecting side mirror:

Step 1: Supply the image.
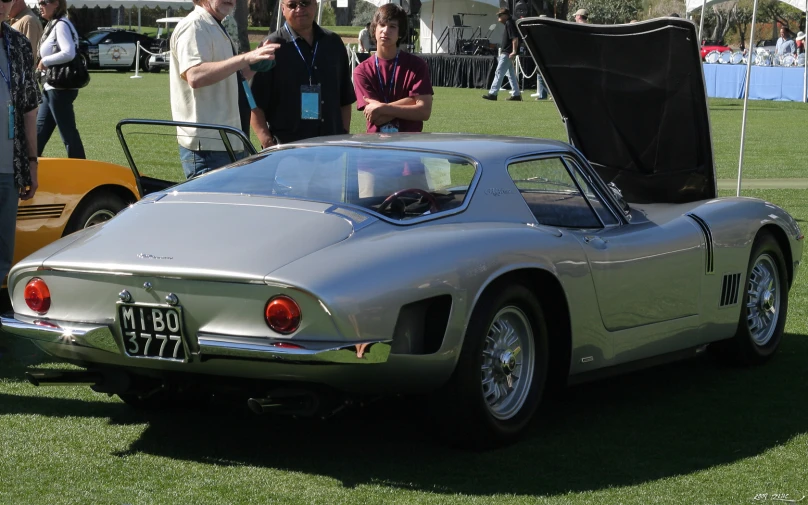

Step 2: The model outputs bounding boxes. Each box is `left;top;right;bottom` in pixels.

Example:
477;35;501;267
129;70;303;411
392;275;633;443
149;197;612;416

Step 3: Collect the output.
607;182;630;216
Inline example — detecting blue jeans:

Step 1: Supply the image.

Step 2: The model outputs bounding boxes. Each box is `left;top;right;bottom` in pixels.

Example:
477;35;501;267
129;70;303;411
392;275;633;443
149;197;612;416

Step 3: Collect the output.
178;146;247;179
37;88;86;159
0;174;19;282
489;54;521;96
537;73;548;99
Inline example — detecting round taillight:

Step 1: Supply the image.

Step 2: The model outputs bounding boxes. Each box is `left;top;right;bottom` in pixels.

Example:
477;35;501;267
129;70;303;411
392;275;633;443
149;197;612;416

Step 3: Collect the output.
24;278;51;314
264;296;301;334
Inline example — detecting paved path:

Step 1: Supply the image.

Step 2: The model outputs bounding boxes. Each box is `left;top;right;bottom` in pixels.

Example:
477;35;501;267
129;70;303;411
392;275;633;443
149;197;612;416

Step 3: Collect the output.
717;178;808;190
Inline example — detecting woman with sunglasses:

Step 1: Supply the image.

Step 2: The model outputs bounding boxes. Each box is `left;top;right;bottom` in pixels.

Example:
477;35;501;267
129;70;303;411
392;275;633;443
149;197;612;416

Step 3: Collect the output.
35;0;85;159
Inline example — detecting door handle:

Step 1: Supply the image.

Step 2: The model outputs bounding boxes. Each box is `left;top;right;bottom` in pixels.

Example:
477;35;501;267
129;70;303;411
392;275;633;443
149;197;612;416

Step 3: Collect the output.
583;236;608;249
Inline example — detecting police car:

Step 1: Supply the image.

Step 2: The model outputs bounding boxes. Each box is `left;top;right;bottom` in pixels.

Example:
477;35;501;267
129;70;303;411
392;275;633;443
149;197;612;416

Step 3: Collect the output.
78;28;156;71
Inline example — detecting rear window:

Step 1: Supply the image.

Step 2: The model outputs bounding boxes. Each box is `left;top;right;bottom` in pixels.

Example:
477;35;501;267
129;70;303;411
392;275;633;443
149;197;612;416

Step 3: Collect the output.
175;146;478;222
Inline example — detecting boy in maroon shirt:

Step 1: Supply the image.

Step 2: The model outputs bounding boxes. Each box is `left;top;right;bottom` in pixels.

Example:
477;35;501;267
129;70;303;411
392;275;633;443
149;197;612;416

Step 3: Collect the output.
352;3;433;133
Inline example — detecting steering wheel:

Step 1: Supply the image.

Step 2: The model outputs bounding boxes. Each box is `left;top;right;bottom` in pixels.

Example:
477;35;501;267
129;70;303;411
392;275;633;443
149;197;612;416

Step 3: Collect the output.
377;188;440;217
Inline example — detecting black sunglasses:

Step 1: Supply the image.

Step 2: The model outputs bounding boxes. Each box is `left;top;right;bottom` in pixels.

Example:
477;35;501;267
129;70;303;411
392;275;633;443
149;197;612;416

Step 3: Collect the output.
1;0;14;4
284;0;311;9
38;0;55;6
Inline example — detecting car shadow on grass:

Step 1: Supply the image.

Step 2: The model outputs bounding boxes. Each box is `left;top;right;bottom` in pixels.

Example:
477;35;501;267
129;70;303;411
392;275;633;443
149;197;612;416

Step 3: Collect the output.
1;333;807;497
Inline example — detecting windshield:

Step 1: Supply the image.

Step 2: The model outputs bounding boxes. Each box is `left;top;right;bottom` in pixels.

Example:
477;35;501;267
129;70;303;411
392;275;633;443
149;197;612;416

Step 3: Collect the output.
175;146;478;222
85;31;112;44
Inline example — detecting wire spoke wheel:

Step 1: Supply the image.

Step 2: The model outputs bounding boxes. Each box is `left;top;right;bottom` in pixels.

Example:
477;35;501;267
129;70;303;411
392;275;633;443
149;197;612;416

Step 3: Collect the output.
480;306;535;421
745;253;781;347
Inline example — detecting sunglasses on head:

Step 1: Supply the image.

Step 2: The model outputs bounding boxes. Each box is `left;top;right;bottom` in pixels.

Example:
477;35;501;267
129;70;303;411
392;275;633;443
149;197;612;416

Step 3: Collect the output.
38;0;54;6
284;0;311;9
1;0;14;5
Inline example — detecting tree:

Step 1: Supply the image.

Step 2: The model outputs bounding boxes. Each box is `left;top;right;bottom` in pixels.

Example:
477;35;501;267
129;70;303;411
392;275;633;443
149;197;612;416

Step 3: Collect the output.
320;1;337;26
569;0;641;24
734;1;754;49
249;0;277;29
235;0;250;52
352;0;375;26
644;0;685;19
759;0;805;38
709;2;737;43
334;0;356;26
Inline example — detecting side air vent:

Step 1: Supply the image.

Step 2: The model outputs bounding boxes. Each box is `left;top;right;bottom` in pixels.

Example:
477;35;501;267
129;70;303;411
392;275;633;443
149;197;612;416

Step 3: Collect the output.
17;204;66;220
687;213;714;274
720;273;742;307
391;295;452;355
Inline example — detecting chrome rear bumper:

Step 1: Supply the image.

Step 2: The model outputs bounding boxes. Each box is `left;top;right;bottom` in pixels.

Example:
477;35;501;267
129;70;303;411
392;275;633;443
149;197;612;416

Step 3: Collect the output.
0;314;390;365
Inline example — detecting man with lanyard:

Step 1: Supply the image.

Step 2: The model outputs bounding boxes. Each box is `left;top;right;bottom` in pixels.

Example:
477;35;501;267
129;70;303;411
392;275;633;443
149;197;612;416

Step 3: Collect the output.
352;3;432;133
1;2;40;288
170;0;278;179
250;0;354;147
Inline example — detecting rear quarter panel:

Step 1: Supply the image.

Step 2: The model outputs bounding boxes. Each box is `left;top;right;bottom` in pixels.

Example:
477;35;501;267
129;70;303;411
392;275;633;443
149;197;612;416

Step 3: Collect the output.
684;197;802;331
13;158;140;267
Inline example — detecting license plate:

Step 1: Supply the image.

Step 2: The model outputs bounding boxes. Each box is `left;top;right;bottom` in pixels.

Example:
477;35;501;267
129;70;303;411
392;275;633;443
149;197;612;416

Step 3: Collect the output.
117;303;187;361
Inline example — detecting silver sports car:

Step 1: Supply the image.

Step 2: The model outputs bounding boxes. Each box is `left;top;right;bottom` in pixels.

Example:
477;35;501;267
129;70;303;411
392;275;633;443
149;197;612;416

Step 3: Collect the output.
1;18;803;447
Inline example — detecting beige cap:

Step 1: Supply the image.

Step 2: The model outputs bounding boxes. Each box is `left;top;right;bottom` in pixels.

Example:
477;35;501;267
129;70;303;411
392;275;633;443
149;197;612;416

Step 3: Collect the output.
574;8;588;18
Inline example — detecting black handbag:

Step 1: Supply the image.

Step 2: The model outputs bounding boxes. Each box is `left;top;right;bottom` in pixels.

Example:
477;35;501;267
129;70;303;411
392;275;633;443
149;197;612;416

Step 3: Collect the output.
42;19;90;89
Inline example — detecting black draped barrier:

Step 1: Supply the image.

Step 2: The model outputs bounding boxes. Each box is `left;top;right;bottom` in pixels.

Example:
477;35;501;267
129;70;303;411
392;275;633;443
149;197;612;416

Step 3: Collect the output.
420;54;497;88
351;52;538;90
418;54;537;90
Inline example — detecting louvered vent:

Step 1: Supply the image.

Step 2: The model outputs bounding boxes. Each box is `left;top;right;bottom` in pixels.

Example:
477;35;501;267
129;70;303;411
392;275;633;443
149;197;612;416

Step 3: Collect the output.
720;273;742;307
17;204;65;220
686;214;714;274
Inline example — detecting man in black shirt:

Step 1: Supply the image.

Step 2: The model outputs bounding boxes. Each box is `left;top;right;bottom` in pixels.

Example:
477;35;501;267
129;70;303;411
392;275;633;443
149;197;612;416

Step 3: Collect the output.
250;0;355;146
482;8;521;101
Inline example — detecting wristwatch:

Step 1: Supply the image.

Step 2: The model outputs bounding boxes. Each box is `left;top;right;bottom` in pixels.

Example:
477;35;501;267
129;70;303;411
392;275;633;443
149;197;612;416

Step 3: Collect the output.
28;156;38;162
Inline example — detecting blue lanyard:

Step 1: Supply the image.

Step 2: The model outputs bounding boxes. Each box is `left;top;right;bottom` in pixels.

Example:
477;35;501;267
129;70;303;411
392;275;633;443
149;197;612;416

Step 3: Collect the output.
0;30;11;93
285;24;318;85
374;52;398;103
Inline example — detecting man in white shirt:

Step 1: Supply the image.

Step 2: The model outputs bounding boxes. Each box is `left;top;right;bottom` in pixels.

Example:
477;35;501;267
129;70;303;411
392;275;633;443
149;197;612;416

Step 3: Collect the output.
775;27;796;57
170;0;278;178
358;22;374;52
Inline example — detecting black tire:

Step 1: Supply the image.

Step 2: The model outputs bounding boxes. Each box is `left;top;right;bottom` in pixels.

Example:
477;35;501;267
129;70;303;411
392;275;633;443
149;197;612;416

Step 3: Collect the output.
63;192;127;236
435;283;548;449
716;232;789;365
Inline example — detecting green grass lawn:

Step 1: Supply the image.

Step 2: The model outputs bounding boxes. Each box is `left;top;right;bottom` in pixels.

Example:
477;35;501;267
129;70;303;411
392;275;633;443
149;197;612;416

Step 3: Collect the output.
5;71;808;504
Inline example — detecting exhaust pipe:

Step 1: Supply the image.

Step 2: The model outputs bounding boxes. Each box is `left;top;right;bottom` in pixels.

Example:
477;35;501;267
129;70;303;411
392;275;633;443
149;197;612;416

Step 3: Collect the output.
248;389;320;416
26;370;104;387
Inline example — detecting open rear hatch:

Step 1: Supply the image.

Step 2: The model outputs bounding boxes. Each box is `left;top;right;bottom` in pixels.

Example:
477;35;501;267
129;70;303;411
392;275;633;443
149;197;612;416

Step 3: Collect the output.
517;17;716;204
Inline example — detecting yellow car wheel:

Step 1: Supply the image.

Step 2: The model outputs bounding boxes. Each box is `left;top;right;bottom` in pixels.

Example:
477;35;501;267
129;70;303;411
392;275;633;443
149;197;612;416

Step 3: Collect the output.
63;192;127;236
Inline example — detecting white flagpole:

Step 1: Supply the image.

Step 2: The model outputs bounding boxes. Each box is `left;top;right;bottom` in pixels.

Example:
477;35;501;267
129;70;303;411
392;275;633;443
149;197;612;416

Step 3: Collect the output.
737;0;759;197
317;0;324;24
430;0;435;53
698;0;707;45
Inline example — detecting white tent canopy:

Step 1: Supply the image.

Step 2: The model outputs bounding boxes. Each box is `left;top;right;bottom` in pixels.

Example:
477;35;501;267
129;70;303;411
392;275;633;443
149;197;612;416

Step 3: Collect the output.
686;0;806;12
25;0;193;31
27;0;192;7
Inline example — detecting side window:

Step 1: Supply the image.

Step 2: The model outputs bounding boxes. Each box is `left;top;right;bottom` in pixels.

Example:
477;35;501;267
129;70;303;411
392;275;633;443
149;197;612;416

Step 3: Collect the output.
563;157;619;226
507;157;602;228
